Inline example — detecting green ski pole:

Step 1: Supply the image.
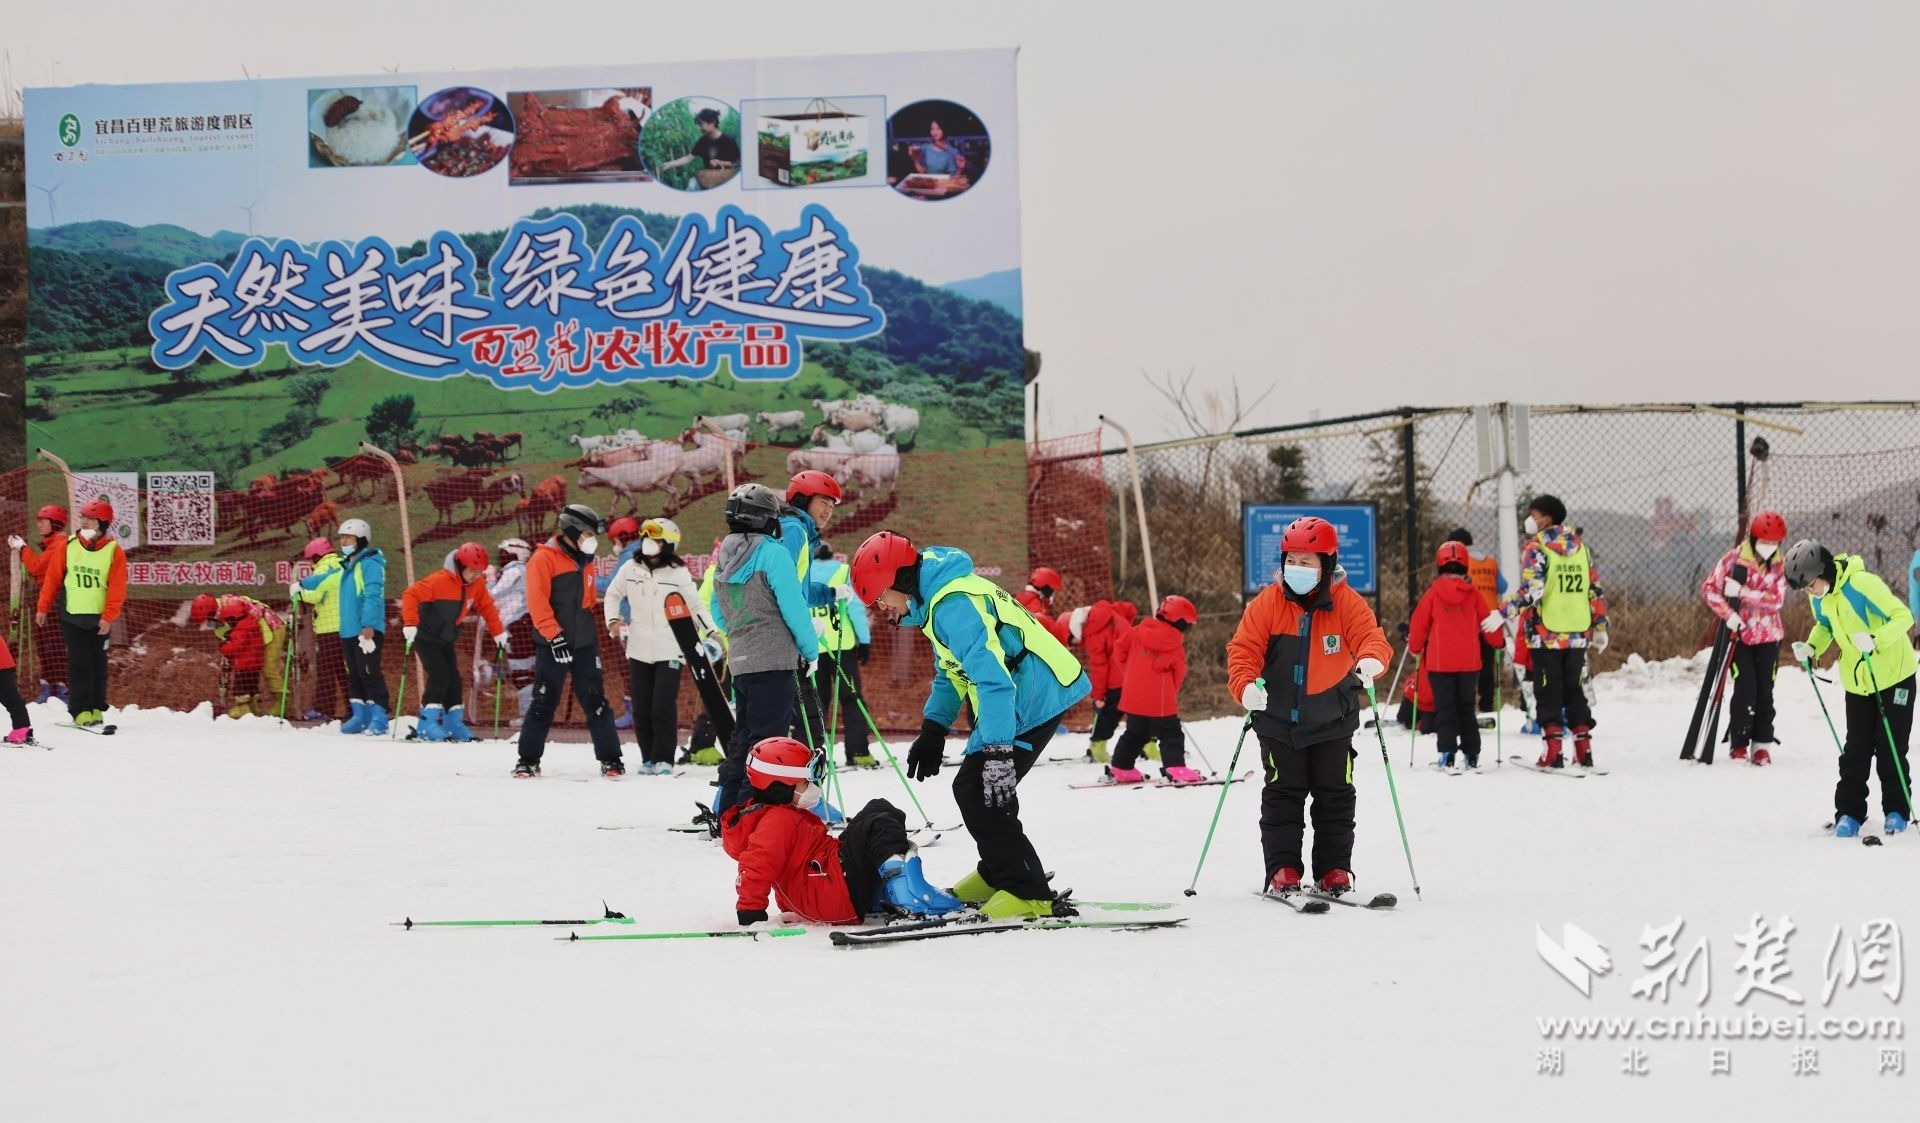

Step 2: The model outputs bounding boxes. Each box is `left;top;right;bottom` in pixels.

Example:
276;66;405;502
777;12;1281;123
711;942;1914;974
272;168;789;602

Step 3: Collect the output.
493;648;506;736
1495;647;1504;768
1183;677;1263;896
277;598;300;722
829;631;938;831
1800;654;1844;755
392;640;411;741
1365;680;1423;900
1860;657;1916;825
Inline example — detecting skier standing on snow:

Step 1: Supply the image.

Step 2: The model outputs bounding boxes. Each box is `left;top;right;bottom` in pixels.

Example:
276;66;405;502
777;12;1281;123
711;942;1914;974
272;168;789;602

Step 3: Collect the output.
851;530;1089;920
1701;512;1788;765
603;517;714;775
1080;598;1137;763
1503;495;1609;769
710;484;819;813
291;538;344;722
189;595;287;718
323;517;391;735
1226;516;1392;898
1408;542;1504;770
596;516;645;732
34;499;126;732
489;538;537;726
516;504;625;777
1785;540;1915;836
400;543;508;743
1444;528;1508;713
8;504;70;704
1105;595;1204;784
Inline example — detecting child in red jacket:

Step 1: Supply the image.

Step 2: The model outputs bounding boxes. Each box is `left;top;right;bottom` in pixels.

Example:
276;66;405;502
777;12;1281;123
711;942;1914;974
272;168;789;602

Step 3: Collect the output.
1105;595;1202;784
1407;542;1505;769
723;737;963;925
0;636;34;744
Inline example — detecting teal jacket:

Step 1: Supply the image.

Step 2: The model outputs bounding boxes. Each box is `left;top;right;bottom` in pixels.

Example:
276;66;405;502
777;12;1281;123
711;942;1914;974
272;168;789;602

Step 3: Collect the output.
901;546;1090;753
778;508;841;610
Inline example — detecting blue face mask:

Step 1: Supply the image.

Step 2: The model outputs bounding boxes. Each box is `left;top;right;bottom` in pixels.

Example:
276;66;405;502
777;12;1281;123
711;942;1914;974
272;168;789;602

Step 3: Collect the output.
1283;565;1320;595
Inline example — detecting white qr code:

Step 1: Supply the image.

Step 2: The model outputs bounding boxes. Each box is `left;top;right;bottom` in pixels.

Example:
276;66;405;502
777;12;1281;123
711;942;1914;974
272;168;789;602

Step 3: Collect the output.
147;472;216;546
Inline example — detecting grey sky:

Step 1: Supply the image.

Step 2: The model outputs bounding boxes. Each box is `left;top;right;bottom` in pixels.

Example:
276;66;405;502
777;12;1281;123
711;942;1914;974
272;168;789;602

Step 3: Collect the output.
10;0;1918;443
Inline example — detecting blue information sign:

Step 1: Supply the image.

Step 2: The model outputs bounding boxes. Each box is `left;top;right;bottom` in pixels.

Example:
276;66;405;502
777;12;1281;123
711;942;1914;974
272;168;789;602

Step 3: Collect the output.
1242;503;1378;596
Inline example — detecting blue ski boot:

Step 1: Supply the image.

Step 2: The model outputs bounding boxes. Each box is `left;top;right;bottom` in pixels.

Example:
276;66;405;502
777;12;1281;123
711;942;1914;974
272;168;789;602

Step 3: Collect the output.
365;704;391;736
880;853;965;916
1834;816;1862;838
442;705;478;742
1886;812;1909;834
339;699;370;734
614;697;634;731
413;705;447;742
1437;751;1456;770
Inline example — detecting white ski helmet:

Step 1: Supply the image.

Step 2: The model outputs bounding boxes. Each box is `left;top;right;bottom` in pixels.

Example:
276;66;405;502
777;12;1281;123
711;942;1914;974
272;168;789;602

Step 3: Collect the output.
497;537;532;563
338;517;372;544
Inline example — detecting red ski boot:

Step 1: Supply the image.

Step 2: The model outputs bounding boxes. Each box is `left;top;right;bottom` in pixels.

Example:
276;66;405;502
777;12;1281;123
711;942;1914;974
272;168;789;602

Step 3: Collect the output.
1316;869;1353;896
1536;727;1565;769
1730;745;1749;761
1750;747;1773;766
1268;867;1303;895
1573;727;1595;769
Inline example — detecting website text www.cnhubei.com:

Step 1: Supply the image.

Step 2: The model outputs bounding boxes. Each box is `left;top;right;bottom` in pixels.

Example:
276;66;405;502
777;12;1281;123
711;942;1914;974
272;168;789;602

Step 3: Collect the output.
1538;1012;1904;1041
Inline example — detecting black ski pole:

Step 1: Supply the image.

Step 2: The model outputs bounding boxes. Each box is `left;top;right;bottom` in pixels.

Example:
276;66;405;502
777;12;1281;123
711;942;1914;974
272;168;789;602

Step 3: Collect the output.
1179;721;1219;776
1183;677;1263;897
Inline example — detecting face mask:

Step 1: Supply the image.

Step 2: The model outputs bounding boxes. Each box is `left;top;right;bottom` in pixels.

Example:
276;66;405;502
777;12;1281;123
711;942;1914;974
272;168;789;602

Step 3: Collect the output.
1523;516;1540;536
640;539;662;557
1282;565;1319;595
1755;542;1778;559
793;783;821;810
577;535;598;556
80;528;99;541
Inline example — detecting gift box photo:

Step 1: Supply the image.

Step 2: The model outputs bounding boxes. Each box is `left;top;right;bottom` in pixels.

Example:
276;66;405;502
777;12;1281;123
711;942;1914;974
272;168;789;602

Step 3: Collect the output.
756;100;870;187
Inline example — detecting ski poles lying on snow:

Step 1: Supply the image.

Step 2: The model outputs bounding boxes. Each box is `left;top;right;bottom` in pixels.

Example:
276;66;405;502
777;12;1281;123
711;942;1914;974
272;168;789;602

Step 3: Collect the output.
564;927;807;942
1183;678;1262;897
1365;680;1423;900
396;902;632;929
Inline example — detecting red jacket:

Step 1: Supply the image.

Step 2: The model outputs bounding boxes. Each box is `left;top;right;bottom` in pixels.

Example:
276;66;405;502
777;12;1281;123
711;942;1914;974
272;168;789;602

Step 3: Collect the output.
1407;575;1501;673
219;613;267;672
1015;587;1072;646
0;636;14;671
720;799;858;924
1081;601;1126;697
1118;615;1187;718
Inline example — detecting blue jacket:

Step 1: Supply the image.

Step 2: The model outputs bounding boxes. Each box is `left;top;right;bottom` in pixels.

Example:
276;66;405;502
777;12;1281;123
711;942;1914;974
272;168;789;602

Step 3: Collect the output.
903;546;1090;754
778;509;841;610
329;546;388;636
1908;548;1920;623
710;533;819;667
596;540;644;619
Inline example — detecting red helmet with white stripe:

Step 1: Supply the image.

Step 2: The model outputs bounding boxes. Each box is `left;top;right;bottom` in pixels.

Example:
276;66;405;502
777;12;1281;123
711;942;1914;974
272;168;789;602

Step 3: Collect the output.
746;736;820;793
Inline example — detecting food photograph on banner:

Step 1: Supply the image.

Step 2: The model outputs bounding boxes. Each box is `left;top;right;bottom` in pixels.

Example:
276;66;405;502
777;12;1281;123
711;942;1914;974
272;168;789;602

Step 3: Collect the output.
22;48;1024;599
508;87;652;186
887;98;990;200
741;94;885;190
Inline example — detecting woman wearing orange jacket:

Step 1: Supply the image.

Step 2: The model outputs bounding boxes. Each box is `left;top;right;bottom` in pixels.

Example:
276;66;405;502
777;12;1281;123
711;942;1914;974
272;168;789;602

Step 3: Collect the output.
400;542;508;742
7;504;71;703
1226;516;1391;900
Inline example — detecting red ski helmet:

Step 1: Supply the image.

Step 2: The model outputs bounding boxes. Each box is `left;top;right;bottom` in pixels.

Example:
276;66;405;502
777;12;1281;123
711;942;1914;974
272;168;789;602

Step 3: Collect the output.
607;517;641;543
79;499;114;524
302;537;333;562
1435;541;1471;570
452;542;488;572
1749;510;1787;543
189;594;219;624
216;596;251;621
36;504;68;528
745;736;821;792
1028;566;1063;596
851;530;919;605
786;470;843;505
1282;516;1338;554
1158;594;1198;627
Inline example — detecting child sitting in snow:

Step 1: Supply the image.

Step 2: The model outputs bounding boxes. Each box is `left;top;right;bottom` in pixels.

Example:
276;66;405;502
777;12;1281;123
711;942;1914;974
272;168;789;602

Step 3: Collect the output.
1105;595;1203;784
722;736;963;925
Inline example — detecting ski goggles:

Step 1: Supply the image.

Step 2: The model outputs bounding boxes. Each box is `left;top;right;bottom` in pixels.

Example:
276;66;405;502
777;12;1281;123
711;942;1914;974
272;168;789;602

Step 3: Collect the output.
640;518;682;544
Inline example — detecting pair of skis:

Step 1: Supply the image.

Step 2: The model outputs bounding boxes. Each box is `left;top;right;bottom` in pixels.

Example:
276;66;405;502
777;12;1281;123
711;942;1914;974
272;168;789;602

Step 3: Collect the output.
1507;754;1609;777
1070;769;1255;791
828;911;1186;947
1680;562;1748;764
1257;888;1398;915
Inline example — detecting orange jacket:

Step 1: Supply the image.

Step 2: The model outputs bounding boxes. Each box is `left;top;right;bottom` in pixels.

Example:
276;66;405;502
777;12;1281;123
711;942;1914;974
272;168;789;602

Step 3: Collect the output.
402;568;505;647
1226;568;1391;747
524;538;600;647
36;535;129;626
21;533;67;583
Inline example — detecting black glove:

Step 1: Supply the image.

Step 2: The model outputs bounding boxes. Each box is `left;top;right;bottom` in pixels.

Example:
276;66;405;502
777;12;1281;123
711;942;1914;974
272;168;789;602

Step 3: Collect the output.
737;908;768;926
856;642;872;665
907;719;948;782
548;634;573;665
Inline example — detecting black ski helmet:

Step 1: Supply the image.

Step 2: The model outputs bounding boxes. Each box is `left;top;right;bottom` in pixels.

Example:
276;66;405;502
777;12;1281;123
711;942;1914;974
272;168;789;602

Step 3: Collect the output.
725;484;783;536
1783;539;1835;591
557;503;604;541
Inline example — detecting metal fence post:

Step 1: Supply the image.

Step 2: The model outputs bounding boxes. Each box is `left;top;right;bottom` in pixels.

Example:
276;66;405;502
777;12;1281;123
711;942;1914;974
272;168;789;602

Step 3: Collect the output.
1402;408;1419;618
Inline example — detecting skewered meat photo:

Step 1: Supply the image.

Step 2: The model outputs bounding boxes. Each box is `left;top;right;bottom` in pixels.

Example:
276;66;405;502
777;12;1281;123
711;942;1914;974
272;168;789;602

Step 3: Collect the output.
409;86;517;179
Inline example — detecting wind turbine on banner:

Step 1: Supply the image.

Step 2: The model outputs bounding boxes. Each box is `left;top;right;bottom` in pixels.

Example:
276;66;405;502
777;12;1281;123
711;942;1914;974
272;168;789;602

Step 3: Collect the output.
237;200;259;237
30;180;63;229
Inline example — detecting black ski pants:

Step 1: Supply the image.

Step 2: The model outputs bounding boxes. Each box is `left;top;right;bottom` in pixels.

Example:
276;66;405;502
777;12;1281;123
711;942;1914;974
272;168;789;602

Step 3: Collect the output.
838;798;914;918
416;639;461;709
61;622;110;716
952;713;1064;901
1837;674;1915;822
1259;733;1358;881
1727;640;1779;749
342;632;391;711
627;658;683;766
718;669;797;815
1532;647;1594;732
1431;670;1480;762
0;668;30;731
1088;688;1124;743
516;642;622;766
1112;713;1186;770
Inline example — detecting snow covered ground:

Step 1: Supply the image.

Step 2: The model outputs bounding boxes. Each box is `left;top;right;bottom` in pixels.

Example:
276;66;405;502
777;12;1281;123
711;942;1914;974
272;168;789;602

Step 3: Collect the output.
2;655;1912;1121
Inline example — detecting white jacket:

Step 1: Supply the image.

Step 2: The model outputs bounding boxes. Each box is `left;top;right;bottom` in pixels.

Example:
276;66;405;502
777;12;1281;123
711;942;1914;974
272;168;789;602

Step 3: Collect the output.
603;557;714;664
489;561;528;624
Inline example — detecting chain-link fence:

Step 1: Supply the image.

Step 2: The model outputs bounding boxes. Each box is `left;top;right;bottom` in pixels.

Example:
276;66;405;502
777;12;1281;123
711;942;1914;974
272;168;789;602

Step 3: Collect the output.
1057;402;1920;718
